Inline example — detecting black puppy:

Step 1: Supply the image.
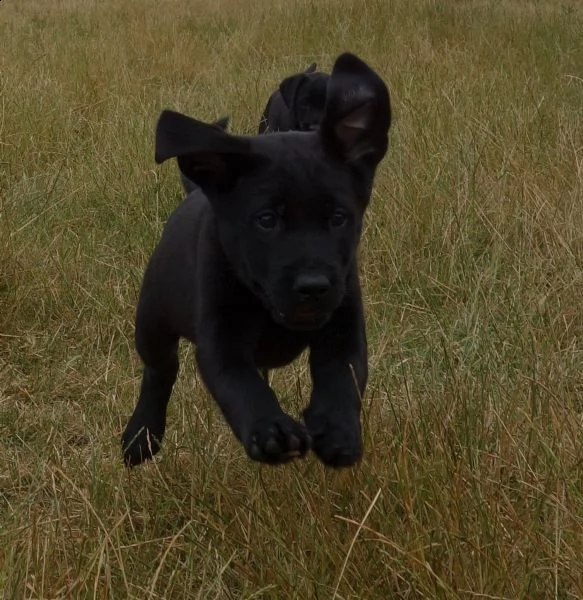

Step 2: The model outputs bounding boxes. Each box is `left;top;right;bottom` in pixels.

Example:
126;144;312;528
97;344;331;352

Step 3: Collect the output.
258;62;330;134
122;53;391;469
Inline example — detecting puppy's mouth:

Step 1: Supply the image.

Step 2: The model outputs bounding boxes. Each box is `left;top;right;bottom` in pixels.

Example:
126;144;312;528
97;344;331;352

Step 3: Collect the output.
250;280;332;331
273;308;331;332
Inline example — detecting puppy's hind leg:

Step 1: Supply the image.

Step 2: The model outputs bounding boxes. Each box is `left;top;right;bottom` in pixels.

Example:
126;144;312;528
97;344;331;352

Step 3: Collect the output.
122;310;179;468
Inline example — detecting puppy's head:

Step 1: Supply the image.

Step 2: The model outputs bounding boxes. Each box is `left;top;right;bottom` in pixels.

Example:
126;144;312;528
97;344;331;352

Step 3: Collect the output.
278;62;329;131
155;53;391;331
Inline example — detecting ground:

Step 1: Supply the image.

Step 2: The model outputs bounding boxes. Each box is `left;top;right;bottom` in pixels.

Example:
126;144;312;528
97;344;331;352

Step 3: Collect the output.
1;0;583;598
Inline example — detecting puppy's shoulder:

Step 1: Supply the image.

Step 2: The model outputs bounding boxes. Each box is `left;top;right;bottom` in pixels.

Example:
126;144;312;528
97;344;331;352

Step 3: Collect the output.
159;187;213;243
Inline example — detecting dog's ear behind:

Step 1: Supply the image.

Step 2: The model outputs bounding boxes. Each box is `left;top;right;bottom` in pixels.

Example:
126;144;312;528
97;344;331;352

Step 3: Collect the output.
279;73;306;109
320;53;391;168
280;63;320;108
155;110;255;192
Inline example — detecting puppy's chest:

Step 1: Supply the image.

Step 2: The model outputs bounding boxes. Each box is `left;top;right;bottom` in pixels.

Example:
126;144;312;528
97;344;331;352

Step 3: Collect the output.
254;325;310;370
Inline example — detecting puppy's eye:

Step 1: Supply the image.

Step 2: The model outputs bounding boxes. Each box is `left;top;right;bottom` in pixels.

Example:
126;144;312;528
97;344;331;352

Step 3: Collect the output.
330;209;348;228
256;211;278;230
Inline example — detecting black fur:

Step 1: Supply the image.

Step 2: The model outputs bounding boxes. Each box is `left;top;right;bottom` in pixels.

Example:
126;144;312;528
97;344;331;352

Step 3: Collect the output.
122;53;392;469
258;62;330;134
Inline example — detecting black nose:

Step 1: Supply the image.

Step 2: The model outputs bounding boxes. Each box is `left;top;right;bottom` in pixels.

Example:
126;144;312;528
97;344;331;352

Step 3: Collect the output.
293;274;331;298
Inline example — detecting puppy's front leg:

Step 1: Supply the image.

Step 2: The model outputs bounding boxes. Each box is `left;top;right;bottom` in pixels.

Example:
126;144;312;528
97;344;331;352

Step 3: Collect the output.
304;296;368;468
196;337;310;464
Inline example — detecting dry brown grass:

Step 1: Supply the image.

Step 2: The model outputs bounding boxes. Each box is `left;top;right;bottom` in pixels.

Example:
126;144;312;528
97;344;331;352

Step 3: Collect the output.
1;0;583;597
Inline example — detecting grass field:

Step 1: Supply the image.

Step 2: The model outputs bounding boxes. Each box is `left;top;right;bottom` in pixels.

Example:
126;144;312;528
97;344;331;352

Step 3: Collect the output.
1;0;583;597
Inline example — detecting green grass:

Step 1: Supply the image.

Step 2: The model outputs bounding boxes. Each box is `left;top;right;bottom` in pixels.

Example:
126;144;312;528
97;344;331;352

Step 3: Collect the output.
1;0;583;597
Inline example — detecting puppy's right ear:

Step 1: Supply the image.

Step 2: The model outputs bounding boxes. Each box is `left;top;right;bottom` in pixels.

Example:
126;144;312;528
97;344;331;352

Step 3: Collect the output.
155;110;255;192
305;62;317;74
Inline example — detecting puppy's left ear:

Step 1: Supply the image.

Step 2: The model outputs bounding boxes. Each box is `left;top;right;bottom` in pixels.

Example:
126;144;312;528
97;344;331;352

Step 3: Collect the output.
320;53;391;168
279;73;307;109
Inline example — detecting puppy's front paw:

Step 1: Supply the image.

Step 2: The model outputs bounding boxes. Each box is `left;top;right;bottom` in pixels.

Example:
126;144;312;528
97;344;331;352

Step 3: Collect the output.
121;410;166;468
303;408;362;468
246;415;311;464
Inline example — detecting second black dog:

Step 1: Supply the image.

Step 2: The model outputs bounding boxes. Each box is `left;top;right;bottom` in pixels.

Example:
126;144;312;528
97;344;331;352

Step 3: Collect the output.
122;52;391;469
258;62;329;134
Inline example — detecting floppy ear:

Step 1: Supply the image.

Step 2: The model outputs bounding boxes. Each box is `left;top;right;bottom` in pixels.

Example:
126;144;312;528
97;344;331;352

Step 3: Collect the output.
320;53;391;167
279;73;307;109
305;62;317;74
176;116;230;195
155;110;254;192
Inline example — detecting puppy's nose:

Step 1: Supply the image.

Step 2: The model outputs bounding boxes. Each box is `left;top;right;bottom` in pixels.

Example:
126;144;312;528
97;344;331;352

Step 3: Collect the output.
293;274;331;298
